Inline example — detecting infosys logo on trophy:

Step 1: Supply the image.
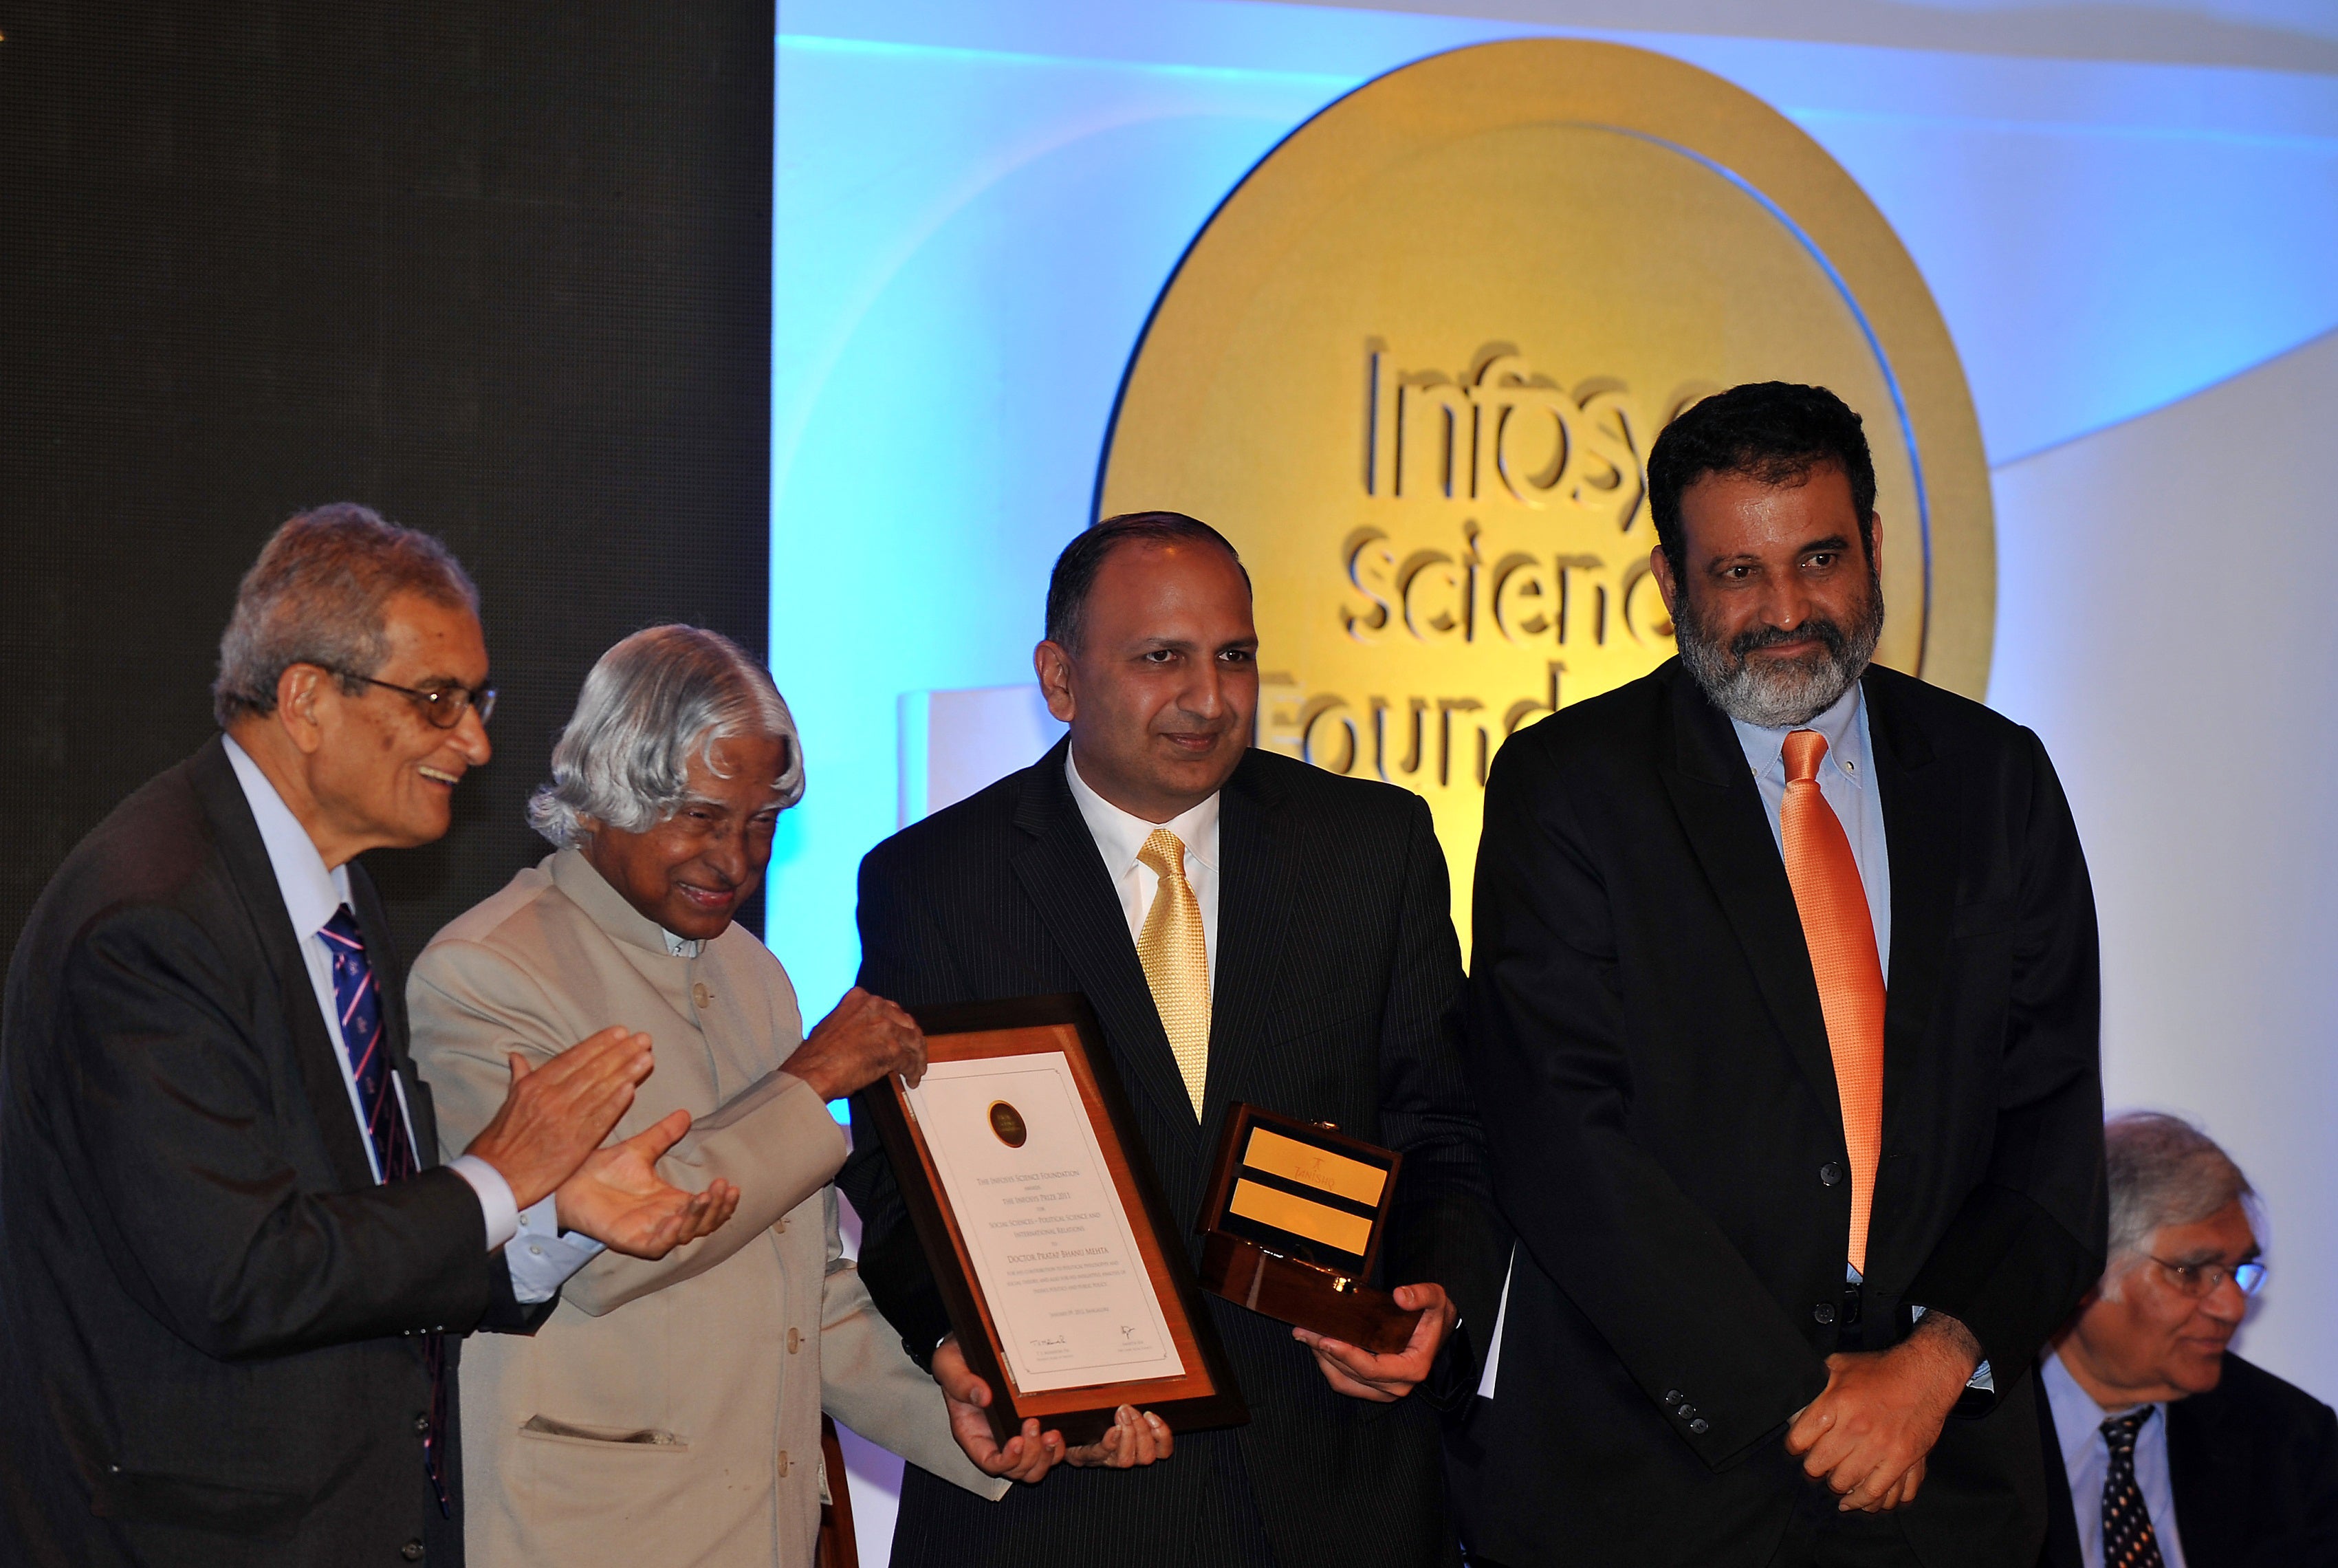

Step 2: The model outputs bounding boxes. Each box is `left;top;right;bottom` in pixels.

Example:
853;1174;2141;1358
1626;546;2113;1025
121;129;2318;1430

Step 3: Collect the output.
1262;342;1698;791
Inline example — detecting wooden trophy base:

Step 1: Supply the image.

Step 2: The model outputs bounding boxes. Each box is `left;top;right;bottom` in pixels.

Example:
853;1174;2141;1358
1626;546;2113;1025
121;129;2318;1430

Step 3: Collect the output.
1199;1230;1421;1355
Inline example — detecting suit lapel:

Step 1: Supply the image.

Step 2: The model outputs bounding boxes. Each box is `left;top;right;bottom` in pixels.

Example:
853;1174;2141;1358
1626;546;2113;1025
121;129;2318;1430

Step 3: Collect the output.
1008;742;1200;1140
1864;668;1957;1199
2167;1392;2246;1568
1207;754;1297;1117
188;738;380;1193
1652;666;1844;1126
351;863;439;1167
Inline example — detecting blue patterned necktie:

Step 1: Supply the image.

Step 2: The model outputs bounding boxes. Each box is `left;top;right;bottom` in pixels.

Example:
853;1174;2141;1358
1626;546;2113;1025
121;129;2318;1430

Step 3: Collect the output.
320;905;448;1516
2100;1407;2166;1568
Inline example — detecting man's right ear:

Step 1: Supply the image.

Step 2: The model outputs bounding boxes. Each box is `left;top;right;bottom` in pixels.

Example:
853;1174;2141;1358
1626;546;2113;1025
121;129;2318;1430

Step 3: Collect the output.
1033;641;1077;724
1648;544;1681;620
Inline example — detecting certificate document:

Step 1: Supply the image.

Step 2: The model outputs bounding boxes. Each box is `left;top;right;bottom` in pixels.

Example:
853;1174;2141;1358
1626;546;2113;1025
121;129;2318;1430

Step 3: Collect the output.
905;1052;1188;1393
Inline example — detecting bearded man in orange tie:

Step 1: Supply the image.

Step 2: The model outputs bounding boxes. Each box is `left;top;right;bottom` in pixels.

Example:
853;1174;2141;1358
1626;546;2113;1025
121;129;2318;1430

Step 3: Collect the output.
1456;382;2106;1567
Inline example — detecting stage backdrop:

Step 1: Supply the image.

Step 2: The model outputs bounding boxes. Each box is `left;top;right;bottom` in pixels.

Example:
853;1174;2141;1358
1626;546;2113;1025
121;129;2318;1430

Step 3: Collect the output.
773;1;2338;1550
1;0;775;964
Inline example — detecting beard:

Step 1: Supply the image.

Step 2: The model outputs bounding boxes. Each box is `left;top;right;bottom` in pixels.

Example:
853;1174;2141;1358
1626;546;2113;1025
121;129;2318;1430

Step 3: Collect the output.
1674;571;1885;728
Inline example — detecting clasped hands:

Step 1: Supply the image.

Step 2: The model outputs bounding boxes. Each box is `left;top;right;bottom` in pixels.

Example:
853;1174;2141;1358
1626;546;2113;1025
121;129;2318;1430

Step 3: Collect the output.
462;1025;739;1260
1784;1312;1981;1512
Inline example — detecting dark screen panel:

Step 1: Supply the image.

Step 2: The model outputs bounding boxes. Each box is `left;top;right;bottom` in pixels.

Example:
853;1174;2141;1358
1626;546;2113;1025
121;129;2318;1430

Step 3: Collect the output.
0;1;774;962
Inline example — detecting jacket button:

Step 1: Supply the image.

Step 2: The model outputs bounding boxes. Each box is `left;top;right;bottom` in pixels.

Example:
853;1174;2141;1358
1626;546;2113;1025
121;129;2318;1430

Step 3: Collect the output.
1662;1389;1683;1406
414;1414;430;1435
402;1542;425;1561
1815;1302;1837;1325
777;1449;790;1478
1820;1163;1844;1186
1690;1419;1711;1435
787;1327;802;1353
692;983;711;1010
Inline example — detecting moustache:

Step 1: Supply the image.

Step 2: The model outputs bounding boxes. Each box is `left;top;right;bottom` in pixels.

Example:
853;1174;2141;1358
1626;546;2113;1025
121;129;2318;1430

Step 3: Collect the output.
1728;619;1851;664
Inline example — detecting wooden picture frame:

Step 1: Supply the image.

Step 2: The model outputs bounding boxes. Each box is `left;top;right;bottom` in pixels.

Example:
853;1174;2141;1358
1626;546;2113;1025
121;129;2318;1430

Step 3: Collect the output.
866;994;1247;1446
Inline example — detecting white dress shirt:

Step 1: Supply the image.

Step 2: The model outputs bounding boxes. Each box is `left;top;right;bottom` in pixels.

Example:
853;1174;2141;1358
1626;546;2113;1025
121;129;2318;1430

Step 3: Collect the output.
223;739;520;1249
1064;750;1221;994
2043;1348;2189;1568
1728;679;1892;979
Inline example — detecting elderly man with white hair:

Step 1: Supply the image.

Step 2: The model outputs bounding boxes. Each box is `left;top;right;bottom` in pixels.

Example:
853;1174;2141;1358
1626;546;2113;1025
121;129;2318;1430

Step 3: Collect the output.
2036;1111;2338;1567
408;624;1150;1567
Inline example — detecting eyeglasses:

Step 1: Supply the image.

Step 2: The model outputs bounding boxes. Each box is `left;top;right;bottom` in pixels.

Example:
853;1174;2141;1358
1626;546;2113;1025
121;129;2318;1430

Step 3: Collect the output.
2149;1255;2267;1298
334;671;497;728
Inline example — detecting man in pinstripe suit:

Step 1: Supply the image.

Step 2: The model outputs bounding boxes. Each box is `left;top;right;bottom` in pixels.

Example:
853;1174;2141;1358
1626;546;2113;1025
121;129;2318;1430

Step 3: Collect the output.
838;512;1508;1568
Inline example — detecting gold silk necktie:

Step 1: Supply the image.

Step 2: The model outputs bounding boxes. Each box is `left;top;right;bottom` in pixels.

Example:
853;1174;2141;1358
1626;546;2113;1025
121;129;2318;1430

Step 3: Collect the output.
1135;827;1210;1120
1780;730;1888;1274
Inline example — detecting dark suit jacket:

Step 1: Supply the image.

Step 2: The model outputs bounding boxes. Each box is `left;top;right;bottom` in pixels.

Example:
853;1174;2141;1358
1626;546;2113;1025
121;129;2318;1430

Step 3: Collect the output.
1456;660;2106;1567
836;739;1509;1568
2037;1351;2338;1568
0;738;545;1568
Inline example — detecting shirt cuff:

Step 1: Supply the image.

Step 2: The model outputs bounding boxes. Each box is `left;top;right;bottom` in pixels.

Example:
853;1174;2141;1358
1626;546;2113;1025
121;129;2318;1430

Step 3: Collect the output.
448;1154;521;1252
504;1193;609;1305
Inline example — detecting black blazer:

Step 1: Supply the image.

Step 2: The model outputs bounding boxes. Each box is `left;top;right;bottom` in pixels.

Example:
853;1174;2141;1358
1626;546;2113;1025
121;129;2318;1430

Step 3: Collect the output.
837;739;1508;1568
0;738;545;1568
2037;1351;2338;1568
1456;661;2106;1567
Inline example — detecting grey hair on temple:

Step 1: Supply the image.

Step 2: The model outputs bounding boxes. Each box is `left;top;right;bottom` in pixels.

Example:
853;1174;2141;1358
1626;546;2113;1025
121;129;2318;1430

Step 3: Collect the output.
527;625;804;847
212;503;479;728
2105;1111;2255;1265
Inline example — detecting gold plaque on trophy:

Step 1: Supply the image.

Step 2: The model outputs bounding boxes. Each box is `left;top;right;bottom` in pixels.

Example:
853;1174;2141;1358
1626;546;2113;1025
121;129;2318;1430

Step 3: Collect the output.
1096;38;1992;954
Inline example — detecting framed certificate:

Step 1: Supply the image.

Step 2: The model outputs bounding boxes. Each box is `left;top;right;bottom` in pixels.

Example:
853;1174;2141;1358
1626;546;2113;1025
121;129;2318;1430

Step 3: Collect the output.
867;995;1247;1446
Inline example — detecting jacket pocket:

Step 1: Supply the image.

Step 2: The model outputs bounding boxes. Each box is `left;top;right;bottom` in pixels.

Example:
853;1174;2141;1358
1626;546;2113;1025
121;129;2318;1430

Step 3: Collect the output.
516;1413;689;1451
89;1466;310;1540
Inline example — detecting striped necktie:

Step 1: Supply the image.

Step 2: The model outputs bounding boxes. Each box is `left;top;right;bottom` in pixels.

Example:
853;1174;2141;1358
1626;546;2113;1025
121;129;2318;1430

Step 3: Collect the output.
2101;1408;2167;1567
1780;730;1888;1275
320;905;448;1517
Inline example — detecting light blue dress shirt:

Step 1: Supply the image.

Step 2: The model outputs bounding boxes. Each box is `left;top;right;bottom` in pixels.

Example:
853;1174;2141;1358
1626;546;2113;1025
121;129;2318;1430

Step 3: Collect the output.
2043;1348;2189;1568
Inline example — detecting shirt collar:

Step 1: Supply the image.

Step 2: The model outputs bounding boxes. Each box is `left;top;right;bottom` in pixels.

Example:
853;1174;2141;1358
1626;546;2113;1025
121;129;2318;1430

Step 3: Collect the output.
222;736;351;942
1064;749;1221;876
2042;1347;2161;1457
1729;677;1870;790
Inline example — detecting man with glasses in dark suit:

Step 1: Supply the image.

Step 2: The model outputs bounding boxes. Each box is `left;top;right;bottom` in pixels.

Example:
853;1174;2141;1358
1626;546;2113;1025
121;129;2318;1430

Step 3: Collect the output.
2037;1112;2338;1567
0;505;732;1568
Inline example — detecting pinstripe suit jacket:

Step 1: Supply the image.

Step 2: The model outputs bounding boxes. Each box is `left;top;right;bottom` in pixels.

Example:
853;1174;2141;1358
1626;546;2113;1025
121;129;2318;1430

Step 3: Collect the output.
838;739;1507;1568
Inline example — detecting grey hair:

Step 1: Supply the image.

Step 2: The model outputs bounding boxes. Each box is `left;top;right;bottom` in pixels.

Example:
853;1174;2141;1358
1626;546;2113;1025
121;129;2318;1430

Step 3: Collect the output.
527;625;803;848
2105;1111;2255;1267
212;503;480;726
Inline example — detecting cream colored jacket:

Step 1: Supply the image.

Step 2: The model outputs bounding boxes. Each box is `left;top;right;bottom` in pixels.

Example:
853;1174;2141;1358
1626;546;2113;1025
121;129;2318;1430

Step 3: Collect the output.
408;850;1007;1567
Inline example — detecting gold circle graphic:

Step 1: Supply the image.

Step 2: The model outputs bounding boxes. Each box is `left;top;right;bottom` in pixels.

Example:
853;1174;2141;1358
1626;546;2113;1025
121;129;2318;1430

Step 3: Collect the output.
987;1100;1028;1148
1096;39;1991;950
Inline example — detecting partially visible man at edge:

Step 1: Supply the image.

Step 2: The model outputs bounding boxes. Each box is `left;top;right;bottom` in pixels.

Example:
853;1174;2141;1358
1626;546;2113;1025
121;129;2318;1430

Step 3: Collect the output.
2037;1112;2338;1567
1458;383;2105;1565
409;625;1168;1567
840;512;1507;1568
0;505;733;1568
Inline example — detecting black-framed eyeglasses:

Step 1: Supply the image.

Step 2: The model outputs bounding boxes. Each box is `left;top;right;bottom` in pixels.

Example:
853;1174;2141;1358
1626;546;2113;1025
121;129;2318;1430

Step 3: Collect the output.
334;670;496;728
2149;1255;2267;1298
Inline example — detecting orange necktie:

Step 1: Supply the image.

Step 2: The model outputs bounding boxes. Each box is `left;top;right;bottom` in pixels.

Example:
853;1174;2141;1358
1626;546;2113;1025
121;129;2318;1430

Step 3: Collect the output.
1780;730;1886;1274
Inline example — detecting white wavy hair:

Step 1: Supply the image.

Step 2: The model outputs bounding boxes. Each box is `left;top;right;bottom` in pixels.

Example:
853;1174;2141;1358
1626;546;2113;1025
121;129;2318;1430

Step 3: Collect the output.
527;625;803;848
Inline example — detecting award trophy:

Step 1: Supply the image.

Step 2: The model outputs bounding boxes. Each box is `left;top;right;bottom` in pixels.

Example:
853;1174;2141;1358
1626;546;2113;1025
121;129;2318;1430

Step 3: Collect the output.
1194;1103;1423;1355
